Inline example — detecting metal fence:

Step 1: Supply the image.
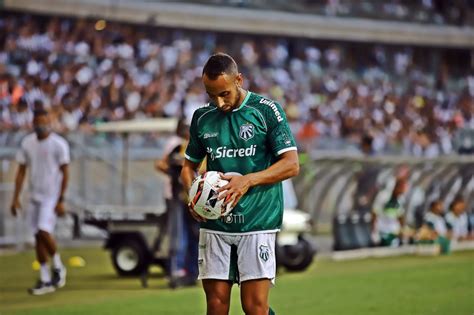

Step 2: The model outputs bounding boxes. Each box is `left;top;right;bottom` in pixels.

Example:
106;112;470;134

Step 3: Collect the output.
0;132;169;246
1;131;473;249
293;155;474;236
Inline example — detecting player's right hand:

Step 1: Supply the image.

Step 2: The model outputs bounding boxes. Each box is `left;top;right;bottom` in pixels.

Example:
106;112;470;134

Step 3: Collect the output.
187;201;207;222
55;201;66;217
10;199;21;217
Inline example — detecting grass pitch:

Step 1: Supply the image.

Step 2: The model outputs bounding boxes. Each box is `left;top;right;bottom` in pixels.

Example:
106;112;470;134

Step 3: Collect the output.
0;247;473;315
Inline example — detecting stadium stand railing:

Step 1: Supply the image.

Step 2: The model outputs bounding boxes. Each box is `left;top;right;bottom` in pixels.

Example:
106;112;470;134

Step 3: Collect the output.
3;0;473;46
293;155;473;250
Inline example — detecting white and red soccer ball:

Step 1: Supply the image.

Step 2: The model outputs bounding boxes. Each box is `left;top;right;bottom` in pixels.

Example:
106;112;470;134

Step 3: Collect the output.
188;171;234;220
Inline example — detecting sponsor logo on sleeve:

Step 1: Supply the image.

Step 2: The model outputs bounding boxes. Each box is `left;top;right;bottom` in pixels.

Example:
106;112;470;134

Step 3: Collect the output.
260;98;283;122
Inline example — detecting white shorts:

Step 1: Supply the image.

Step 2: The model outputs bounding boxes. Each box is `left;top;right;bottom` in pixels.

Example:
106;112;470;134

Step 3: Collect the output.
198;229;276;284
27;199;57;234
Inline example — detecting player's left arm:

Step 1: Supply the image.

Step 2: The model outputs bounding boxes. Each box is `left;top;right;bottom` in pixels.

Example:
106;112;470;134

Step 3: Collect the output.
230;150;299;186
56;140;70;216
221;99;299;207
220;150;299;208
55;164;69;217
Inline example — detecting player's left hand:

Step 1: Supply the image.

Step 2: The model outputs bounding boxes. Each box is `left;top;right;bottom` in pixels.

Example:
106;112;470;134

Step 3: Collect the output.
218;173;252;208
55;201;66;217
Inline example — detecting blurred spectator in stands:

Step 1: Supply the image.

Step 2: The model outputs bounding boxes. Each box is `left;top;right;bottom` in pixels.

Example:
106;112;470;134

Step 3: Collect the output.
10;97;33;130
296;119;319;153
445;195;472;242
416;199;451;254
353;134;380;214
360;133;375;156
372;176;408;247
456;127;474;155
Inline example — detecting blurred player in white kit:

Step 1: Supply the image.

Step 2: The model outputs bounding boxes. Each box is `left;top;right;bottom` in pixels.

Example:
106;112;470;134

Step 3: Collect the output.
10;109;70;295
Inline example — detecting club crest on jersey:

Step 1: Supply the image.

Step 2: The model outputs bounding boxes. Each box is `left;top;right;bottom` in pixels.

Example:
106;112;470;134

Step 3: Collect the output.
259;245;270;262
239;123;254;141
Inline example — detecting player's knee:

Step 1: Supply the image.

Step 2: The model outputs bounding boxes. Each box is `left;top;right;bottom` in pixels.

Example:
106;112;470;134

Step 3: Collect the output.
241;298;268;315
207;295;230;313
37;229;50;239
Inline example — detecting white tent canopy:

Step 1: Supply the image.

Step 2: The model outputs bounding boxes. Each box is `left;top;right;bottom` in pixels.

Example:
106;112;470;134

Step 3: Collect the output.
93;118;179;205
94;118;178;133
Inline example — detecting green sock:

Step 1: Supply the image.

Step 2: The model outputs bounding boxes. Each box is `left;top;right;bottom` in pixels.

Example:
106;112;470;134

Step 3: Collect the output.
269;307;275;315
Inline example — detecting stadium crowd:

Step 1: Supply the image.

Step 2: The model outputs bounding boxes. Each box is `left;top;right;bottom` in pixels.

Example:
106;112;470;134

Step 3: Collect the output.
320;0;473;25
0;12;472;156
219;0;474;26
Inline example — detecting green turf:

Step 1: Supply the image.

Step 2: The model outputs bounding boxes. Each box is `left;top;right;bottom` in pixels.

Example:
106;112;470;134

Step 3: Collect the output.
0;247;473;315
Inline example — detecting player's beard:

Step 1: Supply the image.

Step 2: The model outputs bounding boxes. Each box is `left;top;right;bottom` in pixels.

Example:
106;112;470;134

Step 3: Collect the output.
231;86;242;110
218;86;242;113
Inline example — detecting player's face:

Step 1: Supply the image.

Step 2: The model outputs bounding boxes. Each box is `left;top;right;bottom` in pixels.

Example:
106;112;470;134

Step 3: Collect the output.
33;115;51;138
203;73;243;113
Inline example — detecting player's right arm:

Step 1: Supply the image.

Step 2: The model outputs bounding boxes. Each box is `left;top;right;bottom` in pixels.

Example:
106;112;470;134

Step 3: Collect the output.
181;108;209;222
181;159;200;193
181;159;207;222
11;164;26;216
11;139;29;216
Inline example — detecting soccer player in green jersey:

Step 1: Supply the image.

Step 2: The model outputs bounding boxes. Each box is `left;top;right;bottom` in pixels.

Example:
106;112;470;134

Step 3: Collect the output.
181;53;299;315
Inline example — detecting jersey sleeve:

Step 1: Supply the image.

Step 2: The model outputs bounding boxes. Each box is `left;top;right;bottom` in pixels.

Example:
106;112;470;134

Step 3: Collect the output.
58;138;71;165
16;141;27;165
264;101;297;156
184;110;206;163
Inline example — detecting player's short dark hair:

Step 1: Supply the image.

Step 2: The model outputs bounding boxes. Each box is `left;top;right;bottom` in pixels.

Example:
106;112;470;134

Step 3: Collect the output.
202;53;238;80
33;109;48;119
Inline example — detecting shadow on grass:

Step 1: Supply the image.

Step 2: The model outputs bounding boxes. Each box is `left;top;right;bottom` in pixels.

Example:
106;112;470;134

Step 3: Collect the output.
61;275;172;291
86;272;167;280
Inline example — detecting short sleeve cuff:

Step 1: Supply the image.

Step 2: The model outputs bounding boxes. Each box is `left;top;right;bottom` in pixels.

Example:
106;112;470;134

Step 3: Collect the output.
276;147;297;156
15;151;26;164
59;158;70;165
185;153;203;163
59;151;71;165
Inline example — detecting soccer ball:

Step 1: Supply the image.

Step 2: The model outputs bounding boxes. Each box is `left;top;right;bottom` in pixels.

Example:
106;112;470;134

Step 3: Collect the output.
188;171;233;220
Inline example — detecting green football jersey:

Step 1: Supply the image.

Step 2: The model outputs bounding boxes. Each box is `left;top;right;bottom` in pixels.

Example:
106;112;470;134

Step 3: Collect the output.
185;91;297;233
